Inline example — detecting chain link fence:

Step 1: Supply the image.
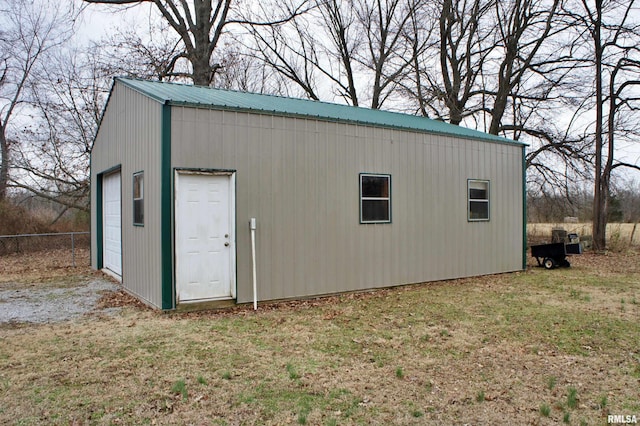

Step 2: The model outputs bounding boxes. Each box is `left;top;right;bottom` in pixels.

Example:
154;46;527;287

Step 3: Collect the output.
0;232;90;267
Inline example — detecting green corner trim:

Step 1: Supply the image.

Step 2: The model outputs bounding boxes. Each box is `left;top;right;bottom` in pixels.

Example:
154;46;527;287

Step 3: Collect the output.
161;103;173;310
522;146;527;270
96;176;103;269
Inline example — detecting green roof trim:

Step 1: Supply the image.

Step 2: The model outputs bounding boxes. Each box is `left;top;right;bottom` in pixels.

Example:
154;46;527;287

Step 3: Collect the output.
116;77;523;146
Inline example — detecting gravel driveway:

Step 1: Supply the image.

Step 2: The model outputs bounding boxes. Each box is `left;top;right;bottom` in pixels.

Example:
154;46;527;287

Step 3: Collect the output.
0;279;121;324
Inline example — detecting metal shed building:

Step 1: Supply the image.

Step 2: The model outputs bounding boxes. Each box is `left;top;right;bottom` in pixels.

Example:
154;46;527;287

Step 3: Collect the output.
90;77;526;310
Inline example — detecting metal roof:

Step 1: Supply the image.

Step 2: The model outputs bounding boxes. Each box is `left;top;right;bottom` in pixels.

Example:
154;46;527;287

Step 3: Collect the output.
117;77;522;145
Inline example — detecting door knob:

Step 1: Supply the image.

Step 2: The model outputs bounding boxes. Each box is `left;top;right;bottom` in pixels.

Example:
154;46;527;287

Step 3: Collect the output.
224;242;230;247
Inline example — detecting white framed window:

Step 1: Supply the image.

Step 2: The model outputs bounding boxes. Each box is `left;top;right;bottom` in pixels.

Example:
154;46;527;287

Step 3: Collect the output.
360;173;391;223
133;171;144;226
468;179;489;221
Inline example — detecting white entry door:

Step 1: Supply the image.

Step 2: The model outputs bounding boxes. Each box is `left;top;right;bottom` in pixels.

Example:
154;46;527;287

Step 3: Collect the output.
103;171;122;278
175;172;235;302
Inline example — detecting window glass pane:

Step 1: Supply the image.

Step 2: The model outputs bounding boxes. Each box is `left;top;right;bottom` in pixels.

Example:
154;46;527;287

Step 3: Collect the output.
469;180;486;190
134;199;144;224
469;188;487;200
362;176;389;198
469;201;489;220
362;200;389;222
134;174;143;199
133;172;144;225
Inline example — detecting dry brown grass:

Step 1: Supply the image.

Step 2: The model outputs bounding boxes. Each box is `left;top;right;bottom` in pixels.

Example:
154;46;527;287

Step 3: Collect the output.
0;248;91;286
0;251;639;425
528;222;640;248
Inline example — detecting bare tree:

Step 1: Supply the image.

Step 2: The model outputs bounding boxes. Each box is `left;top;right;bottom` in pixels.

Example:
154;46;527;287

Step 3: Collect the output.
405;0;495;122
11;48;110;212
560;0;640;250
353;0;423;109
83;0;233;86
405;0;608;206
0;0;75;202
209;43;277;93
241;1;324;100
92;20;185;81
246;0;424;108
405;0;571;134
83;0;309;86
438;0;495;124
484;0;562;135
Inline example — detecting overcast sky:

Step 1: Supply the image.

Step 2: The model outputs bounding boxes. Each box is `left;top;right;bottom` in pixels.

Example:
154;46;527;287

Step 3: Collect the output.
74;0;154;45
71;1;639;181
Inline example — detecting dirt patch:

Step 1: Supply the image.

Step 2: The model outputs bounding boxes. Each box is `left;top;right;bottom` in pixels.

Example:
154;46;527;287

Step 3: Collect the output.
0;279;122;325
0;248;123;324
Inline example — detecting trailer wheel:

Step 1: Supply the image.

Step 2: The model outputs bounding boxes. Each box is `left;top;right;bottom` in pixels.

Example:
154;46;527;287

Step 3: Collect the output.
543;257;556;270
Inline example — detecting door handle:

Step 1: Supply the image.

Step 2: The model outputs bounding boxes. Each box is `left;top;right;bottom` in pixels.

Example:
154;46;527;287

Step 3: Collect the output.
224;242;230;247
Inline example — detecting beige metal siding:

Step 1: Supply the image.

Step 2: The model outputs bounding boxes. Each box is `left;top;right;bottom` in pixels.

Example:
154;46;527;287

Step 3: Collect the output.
171;107;524;304
91;84;164;308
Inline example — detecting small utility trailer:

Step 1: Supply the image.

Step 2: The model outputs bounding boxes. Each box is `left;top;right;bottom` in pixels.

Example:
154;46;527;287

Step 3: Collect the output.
530;241;582;269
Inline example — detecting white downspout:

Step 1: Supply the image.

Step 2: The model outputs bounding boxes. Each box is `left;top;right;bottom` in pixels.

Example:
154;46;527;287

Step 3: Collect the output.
250;218;258;310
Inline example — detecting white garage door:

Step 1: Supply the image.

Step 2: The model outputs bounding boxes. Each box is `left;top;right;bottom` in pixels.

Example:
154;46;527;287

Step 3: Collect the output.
175;172;235;302
103;171;122;278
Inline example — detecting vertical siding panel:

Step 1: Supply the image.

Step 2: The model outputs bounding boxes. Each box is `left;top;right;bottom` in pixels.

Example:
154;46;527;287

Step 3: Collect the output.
311;119;322;295
415;133;423;282
309;120;320;295
91;84;164;308
423;135;433;279
392;131;401;285
283;122;296;299
256;114;271;299
472;140;482;275
270;117;283;299
301;118;313;298
231;111;248;300
493;143;502;273
330;122;341;294
293;118;305;298
418;135;426;279
435;138;446;279
320;120;335;295
381;130;392;288
125;101;526;304
336;122;352;293
462;142;470;277
446;139;456;279
468;141;479;275
408;132;417;284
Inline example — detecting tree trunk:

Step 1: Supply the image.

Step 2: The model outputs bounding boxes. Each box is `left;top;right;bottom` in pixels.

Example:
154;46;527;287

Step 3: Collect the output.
190;1;214;86
489;36;517;135
0;123;8;202
438;0;465;126
591;0;606;251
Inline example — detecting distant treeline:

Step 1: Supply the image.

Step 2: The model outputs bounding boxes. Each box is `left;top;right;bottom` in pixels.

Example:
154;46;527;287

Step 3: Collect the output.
528;187;640;224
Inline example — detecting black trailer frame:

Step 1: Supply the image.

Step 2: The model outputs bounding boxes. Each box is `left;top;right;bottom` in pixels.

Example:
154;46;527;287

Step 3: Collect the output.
530;242;582;269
